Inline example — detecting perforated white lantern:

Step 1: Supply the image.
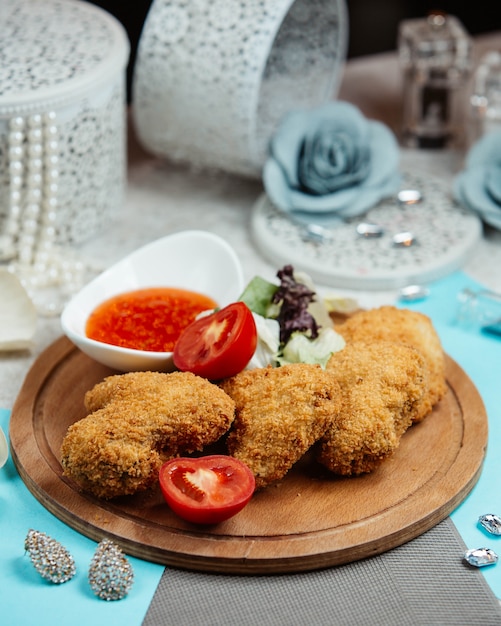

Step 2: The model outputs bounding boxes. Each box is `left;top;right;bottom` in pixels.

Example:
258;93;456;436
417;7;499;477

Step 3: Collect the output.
132;0;348;178
0;0;130;260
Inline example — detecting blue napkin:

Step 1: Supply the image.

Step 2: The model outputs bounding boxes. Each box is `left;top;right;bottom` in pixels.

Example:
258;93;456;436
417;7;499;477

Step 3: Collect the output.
403;271;501;597
0;407;164;626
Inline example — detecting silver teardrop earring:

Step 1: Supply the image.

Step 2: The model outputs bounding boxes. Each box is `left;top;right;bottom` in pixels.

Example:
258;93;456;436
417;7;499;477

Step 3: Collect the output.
24;529;76;584
88;539;134;601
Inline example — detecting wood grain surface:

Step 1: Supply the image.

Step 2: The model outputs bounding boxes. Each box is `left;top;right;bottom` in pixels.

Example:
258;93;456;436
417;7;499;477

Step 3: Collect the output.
9;336;488;574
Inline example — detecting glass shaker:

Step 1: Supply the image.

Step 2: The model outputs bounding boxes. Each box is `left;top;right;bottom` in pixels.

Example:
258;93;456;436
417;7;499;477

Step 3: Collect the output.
470;50;501;144
398;11;472;149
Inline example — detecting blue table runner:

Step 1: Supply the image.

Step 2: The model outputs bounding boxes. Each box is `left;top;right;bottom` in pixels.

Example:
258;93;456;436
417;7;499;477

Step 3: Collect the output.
1;270;500;625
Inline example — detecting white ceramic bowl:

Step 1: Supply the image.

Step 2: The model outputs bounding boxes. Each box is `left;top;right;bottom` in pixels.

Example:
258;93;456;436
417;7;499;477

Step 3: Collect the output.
61;230;244;371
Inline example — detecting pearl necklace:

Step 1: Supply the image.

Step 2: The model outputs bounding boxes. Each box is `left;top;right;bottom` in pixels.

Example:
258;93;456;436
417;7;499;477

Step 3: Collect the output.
2;112;86;316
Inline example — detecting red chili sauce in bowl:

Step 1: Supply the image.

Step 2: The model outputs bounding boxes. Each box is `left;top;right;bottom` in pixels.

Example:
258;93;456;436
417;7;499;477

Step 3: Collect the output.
85;287;217;352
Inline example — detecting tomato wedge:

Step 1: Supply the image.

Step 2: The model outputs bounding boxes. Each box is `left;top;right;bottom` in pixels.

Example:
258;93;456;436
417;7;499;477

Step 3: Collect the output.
173;301;257;380
159;455;256;524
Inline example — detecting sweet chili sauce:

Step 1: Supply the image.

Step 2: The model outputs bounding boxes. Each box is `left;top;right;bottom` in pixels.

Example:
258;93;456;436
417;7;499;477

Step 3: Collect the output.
85;287;218;352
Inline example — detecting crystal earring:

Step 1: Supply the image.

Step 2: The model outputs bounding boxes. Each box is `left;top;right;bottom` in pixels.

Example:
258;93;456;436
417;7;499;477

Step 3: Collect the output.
24;529;76;584
88;539;134;601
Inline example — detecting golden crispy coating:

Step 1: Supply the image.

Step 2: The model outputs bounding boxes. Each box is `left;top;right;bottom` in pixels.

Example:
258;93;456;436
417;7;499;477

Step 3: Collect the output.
318;340;428;476
220;363;342;489
335;306;446;420
61;371;235;499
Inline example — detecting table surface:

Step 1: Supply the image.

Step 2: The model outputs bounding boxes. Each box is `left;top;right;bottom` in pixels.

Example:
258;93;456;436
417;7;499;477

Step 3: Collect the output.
2;30;501;625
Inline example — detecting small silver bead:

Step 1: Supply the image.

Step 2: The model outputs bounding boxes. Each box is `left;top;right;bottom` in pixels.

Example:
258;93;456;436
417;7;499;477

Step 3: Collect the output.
27;172;42;187
41;225;56;239
28;157;43;172
28;142;43;158
44;111;56;124
9;204;22;219
45;154;59;167
10;174;23;189
45;125;59;140
9;145;24;160
46;139;59;154
26;188;42;203
28;114;42;128
44;182;58;196
9;116;25;131
22;219;39;235
9;130;24;146
9;160;23;176
10;189;22;204
28;128;43;143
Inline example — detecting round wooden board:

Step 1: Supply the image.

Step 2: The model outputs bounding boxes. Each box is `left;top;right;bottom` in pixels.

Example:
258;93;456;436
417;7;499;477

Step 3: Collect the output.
9;336;487;574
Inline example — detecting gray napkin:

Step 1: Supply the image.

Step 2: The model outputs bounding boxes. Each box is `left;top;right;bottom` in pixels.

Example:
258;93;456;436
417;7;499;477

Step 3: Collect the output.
142;518;501;625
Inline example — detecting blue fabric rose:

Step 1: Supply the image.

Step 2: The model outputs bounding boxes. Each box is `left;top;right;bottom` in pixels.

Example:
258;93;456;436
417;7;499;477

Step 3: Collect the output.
453;130;501;230
263;101;401;223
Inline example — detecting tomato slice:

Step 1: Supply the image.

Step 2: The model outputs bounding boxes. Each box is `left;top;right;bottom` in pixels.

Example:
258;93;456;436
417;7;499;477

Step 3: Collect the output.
173;301;257;380
159;455;256;524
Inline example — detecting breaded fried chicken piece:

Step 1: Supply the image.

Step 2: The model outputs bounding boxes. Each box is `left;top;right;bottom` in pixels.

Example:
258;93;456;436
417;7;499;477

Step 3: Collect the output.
220;363;342;489
335;306;446;420
318;340;428;476
61;371;235;499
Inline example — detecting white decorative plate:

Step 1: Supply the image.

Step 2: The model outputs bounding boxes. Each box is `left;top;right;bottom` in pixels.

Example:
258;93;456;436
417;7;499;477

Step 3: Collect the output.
251;172;483;289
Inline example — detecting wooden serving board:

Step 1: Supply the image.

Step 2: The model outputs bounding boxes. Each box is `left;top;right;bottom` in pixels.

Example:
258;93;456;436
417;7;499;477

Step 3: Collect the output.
9;336;488;574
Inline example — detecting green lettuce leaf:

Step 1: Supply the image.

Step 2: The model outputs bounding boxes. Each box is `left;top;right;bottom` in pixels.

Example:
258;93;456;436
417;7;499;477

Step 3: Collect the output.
239;275;279;317
278;327;345;368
